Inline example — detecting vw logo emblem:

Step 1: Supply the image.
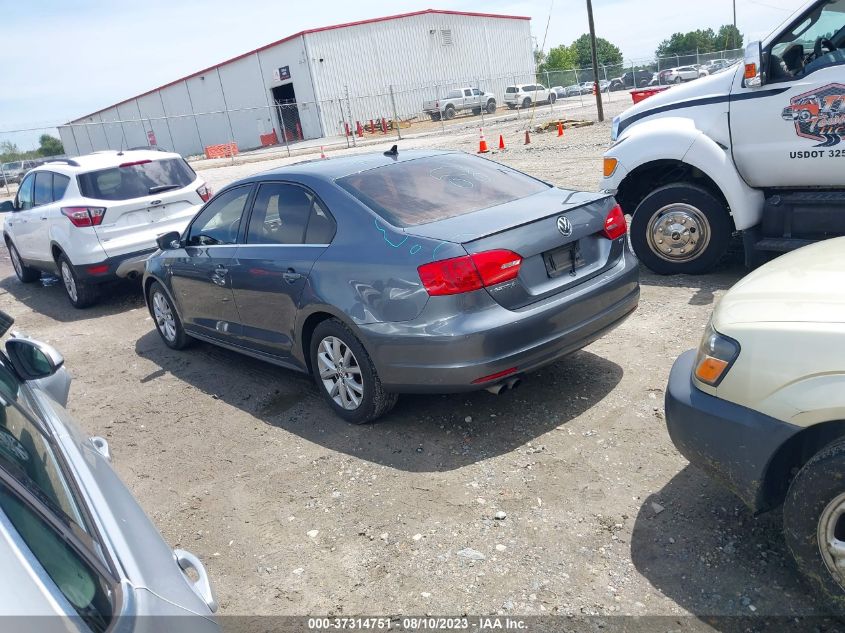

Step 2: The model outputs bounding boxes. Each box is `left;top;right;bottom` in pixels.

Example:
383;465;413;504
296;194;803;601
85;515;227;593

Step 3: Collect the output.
557;216;573;237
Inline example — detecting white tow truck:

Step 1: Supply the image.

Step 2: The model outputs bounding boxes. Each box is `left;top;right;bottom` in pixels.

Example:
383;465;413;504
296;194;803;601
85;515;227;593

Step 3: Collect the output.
602;0;845;274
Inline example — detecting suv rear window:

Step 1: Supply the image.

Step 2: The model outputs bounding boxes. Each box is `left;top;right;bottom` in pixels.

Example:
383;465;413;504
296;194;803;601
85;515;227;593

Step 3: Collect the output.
336;154;550;227
77;158;195;201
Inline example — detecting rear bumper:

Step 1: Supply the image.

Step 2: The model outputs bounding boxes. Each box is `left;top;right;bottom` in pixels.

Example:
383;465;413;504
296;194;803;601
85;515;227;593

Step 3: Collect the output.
73;248;157;282
359;250;639;393
665;350;802;513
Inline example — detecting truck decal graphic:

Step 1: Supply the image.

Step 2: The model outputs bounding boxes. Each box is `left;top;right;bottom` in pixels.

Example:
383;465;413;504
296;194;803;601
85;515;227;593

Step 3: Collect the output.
782;83;845;147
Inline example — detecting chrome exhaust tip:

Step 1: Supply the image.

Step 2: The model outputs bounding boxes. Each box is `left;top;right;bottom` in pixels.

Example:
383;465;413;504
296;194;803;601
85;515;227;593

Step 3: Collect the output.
505;377;522;391
485;382;508;395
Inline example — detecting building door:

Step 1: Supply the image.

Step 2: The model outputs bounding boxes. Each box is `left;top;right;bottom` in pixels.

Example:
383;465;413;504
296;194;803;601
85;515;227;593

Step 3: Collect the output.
272;84;302;141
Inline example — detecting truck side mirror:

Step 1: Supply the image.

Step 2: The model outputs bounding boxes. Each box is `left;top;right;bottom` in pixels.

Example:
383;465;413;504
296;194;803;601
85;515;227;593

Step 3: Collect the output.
744;41;764;88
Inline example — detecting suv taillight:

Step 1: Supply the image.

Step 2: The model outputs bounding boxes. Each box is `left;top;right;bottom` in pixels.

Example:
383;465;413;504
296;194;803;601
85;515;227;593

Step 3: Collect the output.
197;184;213;202
61;206;106;228
418;249;522;296
601;204;626;240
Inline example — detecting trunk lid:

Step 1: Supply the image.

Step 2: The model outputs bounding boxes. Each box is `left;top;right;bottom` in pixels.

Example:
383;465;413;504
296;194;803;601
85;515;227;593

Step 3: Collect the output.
406;188;624;310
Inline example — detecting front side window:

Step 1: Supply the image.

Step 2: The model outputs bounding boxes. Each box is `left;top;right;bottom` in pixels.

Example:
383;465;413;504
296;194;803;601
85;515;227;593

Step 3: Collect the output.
769;0;845;81
187;185;250;246
17;174;34;210
33;172;54;207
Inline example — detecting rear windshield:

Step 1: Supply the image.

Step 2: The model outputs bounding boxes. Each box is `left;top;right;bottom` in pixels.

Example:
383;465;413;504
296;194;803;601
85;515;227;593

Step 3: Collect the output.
336;154;550;227
77;158;196;201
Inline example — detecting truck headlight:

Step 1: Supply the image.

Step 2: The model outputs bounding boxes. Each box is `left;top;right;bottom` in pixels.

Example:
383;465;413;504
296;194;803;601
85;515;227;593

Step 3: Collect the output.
611;116;621;142
693;323;740;387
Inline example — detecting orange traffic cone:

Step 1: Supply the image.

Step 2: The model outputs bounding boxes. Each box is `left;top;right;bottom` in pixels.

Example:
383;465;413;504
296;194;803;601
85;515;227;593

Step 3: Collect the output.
498;134;506;150
478;128;489;153
557;121;564;137
320;146;326;159
524;129;531;145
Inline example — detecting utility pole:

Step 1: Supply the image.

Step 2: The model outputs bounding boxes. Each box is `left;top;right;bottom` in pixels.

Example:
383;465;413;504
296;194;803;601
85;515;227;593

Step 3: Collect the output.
586;0;604;122
732;0;737;48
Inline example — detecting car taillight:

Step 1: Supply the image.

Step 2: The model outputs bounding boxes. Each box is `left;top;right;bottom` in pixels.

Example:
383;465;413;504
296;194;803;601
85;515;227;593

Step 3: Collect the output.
197;184;213;202
601;204;626;240
61;207;106;228
418;249;522;296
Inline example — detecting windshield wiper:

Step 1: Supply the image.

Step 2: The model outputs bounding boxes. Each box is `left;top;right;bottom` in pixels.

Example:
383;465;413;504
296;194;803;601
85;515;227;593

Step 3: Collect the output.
148;184;180;195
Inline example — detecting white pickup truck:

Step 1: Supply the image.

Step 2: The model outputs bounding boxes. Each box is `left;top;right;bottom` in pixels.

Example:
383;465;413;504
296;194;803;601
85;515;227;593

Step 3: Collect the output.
602;0;845;274
423;88;497;121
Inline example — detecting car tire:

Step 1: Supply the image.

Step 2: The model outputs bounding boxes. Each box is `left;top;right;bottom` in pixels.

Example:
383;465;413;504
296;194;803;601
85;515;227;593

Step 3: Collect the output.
486;100;496;114
7;240;40;283
522;97;532;109
783;440;845;613
629;183;731;275
507;104;515;110
430;113;441;122
310;318;397;424
444;105;456;120
148;281;191;350
549;93;557;104
674;76;683;84
472;107;482;116
57;254;99;308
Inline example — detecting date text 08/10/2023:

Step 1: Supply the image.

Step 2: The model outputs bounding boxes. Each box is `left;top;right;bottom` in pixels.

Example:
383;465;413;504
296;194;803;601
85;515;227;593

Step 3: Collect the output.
306;616;528;630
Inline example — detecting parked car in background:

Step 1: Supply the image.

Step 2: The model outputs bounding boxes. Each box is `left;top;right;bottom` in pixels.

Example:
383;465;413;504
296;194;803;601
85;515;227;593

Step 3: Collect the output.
1;149;211;308
609;70;654;91
504;84;556;108
1;161;37;185
550;85;566;98
0;310;219;630
665;238;845;610
563;84;583;97
422;87;496;121
663;65;708;83
703;58;739;74
144;149;639;424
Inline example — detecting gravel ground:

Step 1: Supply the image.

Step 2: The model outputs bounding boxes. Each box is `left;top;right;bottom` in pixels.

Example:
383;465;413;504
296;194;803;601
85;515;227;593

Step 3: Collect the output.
0;95;830;628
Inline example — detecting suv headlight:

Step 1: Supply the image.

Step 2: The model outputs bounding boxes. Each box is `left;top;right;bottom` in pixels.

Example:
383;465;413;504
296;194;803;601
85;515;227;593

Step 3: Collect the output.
611;116;621;142
693;322;740;387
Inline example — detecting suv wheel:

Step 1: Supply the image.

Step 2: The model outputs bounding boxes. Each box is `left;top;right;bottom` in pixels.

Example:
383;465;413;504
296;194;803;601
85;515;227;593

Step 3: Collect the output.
629;183;731;275
486;100;497;114
57;254;99;308
149;281;191;349
522;97;532;109
784;440;845;611
549;93;557;104
310;319;397;424
7;241;40;283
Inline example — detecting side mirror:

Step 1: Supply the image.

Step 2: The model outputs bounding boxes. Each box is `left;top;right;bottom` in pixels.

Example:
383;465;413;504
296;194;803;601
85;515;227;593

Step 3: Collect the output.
5;337;63;380
0;201;15;212
744;41;764;88
156;231;181;250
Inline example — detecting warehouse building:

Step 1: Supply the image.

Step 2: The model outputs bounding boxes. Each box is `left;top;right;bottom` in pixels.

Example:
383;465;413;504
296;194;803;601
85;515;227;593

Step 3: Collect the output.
58;9;535;157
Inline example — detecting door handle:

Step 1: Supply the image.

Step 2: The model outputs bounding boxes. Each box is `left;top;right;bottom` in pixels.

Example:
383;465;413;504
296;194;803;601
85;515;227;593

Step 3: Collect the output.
282;268;302;283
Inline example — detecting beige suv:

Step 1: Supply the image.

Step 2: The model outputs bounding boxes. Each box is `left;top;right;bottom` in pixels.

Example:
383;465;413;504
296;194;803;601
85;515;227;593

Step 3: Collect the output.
665;237;845;609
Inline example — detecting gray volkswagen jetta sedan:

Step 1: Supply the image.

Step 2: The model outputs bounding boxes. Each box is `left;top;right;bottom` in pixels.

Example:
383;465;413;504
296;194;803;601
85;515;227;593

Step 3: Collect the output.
0;312;219;631
144;149;639;423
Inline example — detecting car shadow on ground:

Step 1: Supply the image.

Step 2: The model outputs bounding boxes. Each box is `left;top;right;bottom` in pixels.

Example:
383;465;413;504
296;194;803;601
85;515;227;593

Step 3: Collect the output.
638;247;747;307
630;465;830;627
135;329;623;472
0;273;145;322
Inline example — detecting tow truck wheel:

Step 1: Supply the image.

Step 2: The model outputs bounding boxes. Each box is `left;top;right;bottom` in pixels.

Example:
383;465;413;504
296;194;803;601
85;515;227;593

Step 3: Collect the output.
783;440;845;611
630;183;731;275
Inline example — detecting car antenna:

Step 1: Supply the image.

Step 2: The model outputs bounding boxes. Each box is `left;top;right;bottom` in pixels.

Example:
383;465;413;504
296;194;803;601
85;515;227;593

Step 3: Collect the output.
383;145;399;158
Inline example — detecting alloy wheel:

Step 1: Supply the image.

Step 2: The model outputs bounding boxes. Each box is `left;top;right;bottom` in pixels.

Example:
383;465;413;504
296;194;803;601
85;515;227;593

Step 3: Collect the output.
818;491;845;590
317;336;364;410
61;262;78;303
152;291;177;342
10;246;22;278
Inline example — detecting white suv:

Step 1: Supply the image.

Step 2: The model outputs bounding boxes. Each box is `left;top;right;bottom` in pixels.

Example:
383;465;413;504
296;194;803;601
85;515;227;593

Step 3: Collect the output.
504;84;555;109
1;149;210;308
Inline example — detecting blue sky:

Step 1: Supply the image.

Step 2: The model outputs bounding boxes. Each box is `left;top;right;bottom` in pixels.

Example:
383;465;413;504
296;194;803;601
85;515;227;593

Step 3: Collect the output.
2;0;803;150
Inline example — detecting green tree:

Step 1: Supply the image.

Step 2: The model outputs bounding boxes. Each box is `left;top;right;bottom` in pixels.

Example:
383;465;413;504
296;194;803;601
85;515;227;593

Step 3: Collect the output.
656;28;717;57
716;24;744;50
570;34;623;68
539;44;577;72
38;134;64;157
0;141;20;161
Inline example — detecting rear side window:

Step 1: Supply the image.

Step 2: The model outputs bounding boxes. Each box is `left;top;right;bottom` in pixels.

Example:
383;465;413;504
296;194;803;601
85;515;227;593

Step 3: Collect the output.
53;174;70;201
77;158;195;201
33;172;53;206
247;183;335;245
505;87;517;93
304;199;336;244
337;154;550;227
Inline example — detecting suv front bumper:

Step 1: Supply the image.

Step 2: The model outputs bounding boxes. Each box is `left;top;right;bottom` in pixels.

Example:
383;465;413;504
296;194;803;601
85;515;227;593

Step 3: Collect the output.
665;350;802;513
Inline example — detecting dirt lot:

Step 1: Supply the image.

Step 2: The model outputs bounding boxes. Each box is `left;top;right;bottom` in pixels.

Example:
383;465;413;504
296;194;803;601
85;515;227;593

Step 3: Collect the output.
0;97;830;627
